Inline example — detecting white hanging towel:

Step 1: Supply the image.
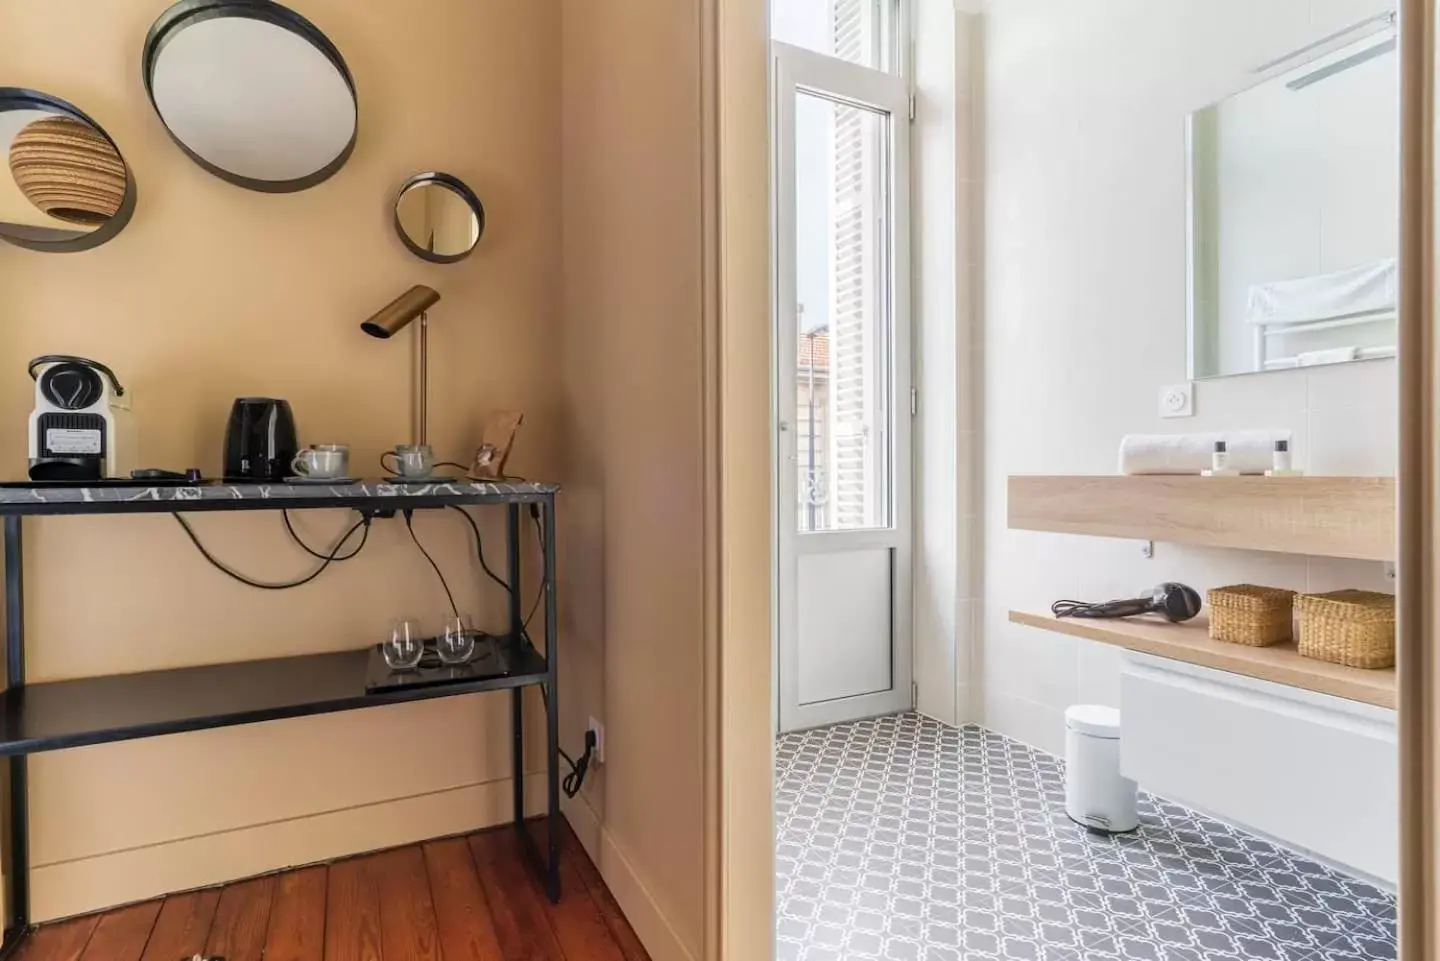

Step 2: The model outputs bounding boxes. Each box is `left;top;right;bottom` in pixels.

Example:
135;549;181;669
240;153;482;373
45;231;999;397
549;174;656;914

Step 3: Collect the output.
1118;430;1293;476
1247;258;1398;327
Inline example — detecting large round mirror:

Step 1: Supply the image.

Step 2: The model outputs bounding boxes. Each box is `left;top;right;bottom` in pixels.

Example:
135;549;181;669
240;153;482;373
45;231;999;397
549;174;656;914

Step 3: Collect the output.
0;88;136;253
393;173;485;264
142;0;357;193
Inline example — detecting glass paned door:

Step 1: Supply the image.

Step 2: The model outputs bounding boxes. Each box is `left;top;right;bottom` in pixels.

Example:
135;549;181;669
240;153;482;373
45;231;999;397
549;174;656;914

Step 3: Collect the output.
775;41;911;733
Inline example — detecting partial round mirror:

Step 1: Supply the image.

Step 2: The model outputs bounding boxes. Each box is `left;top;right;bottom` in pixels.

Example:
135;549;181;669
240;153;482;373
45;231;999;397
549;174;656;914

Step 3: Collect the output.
393;172;485;264
143;0;357;193
0;88;136;253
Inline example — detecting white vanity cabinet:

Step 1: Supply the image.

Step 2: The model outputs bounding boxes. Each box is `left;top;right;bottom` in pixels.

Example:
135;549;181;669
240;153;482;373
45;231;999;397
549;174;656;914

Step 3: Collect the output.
1120;652;1397;886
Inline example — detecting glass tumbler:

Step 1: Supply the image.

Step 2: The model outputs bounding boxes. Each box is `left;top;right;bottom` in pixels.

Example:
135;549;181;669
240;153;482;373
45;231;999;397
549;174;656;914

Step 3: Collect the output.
383;617;425;670
438;613;477;665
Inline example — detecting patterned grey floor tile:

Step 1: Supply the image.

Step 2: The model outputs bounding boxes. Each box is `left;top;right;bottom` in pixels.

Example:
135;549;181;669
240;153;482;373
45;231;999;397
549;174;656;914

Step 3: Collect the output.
776;713;1396;961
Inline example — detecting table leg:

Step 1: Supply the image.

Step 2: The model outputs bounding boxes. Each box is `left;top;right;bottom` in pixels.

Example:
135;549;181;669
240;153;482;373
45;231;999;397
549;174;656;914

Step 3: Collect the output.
542;494;561;902
507;505;524;831
3;517;29;957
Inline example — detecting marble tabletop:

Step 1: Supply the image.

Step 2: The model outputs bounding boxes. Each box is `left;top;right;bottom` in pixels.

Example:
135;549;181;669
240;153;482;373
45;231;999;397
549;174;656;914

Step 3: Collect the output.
0;478;559;513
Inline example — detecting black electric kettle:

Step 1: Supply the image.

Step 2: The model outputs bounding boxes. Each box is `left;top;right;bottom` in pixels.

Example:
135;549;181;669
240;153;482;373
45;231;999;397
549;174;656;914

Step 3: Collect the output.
223;398;298;481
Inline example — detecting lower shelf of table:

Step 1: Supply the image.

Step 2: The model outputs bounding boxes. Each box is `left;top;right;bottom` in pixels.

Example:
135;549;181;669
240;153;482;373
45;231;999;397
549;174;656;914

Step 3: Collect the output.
0;640;549;756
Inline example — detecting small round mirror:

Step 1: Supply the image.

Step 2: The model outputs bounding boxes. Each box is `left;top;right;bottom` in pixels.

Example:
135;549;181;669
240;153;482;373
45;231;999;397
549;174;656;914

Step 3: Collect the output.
393;172;485;264
0;88;136;253
143;0;357;193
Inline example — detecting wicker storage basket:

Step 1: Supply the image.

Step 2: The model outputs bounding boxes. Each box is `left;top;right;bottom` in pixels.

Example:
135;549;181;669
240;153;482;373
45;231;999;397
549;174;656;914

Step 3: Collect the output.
1296;590;1396;669
1207;584;1296;647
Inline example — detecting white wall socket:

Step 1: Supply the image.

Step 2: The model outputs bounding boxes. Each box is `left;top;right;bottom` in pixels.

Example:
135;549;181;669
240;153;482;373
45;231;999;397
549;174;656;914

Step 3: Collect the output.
588;717;605;765
1159;382;1194;418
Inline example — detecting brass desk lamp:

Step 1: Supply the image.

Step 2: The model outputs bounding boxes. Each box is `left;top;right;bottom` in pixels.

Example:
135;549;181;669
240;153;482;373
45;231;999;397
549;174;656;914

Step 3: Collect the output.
361;285;441;446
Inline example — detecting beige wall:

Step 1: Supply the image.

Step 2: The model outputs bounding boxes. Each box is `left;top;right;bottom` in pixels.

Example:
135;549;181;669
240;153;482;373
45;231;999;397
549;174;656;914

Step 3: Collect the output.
0;0;560;921
557;0;774;957
0;0;776;951
558;0;708;956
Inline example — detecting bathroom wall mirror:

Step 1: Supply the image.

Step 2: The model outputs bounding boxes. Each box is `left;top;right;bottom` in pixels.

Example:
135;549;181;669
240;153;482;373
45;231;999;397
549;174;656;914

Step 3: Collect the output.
393;172;486;264
0;88;136;253
1187;11;1398;379
142;0;357;193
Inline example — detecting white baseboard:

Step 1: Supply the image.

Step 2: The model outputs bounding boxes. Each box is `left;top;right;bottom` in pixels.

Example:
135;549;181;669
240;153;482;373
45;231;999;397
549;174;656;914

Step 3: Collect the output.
31;772;547;922
562;794;697;961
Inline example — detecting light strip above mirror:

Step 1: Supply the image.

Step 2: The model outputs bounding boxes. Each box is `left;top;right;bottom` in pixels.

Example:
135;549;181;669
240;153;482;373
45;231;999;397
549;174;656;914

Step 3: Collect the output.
1288;37;1399;90
1252;9;1396;74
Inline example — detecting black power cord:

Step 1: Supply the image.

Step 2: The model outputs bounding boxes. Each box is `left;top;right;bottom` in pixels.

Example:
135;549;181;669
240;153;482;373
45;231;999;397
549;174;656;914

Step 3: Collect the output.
403;510;459;617
562;729;597;799
1051;598;1156;619
446;505;515;597
446;504;546;630
446;504;590;795
284;510;367;561
173;511;371;590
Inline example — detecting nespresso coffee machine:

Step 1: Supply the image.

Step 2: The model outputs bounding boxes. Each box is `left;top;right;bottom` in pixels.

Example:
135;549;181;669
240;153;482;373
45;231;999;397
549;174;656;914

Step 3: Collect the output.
223;397;298;481
28;355;134;481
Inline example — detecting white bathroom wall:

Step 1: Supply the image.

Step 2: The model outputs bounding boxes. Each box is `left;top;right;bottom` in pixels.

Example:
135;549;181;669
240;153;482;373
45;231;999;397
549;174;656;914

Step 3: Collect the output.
979;0;1397;756
913;0;984;727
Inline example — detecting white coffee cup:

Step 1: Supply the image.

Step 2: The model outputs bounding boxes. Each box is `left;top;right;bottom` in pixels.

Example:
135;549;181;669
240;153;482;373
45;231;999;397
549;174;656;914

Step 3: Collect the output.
383;443;435;479
292;444;349;479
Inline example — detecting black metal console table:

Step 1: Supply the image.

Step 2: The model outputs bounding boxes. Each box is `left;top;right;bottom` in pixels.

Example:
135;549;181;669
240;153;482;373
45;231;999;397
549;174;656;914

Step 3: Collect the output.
0;479;562;958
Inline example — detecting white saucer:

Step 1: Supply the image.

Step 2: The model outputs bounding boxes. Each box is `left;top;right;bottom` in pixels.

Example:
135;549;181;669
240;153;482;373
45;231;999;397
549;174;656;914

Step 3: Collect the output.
284;476;360;485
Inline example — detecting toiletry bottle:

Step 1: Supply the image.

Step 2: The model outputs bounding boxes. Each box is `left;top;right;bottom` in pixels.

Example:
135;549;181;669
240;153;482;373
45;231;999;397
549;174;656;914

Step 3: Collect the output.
1203;440;1239;476
1266;439;1304;477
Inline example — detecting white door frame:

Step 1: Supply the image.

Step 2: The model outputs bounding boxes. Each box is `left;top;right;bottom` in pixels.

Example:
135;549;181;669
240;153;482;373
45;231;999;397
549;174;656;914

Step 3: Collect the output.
773;40;913;733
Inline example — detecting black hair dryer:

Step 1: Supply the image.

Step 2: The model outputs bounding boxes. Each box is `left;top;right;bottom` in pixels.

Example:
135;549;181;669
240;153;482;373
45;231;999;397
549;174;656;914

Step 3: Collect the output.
1052;583;1202;622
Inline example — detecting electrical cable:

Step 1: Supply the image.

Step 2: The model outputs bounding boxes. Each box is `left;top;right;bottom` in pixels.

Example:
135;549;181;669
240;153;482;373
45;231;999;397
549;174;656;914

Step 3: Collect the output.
284;510;367;561
1051;598;1156;619
173;511;369;590
403;510;460;617
450;503;586;793
523;506;546;629
560;730;597;799
447;505;516;596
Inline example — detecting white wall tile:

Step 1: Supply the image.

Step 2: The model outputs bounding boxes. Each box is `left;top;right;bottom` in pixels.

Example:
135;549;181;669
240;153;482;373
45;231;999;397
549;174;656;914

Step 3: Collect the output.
1306;556;1394;594
978;0;1397;769
1307;357;1397;412
1077;644;1125;709
1310;402;1398;477
982;689;1066;757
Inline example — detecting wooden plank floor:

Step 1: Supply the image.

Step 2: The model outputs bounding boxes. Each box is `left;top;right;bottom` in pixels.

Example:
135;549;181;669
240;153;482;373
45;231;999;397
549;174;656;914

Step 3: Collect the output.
20;821;650;961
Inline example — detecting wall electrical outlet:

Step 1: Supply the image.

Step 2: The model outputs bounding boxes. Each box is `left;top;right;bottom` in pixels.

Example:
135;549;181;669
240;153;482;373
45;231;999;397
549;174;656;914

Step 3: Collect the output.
588;717;605;765
1159;382;1194;418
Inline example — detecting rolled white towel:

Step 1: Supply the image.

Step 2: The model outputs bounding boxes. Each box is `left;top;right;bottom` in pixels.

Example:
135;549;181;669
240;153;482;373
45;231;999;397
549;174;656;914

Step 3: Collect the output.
1118;431;1293;476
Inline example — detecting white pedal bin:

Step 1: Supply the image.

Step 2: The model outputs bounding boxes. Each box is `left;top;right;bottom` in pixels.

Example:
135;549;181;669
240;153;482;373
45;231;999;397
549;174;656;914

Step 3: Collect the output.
1064;704;1139;833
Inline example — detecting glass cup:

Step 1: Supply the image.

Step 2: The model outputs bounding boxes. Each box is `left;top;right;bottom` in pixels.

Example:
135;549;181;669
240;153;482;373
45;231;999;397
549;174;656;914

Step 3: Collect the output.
437;613;476;665
382;617;425;670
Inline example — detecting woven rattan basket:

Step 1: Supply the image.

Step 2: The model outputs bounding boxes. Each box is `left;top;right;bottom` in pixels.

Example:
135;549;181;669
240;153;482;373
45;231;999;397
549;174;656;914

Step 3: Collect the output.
1296;590;1395;669
1207;584;1295;647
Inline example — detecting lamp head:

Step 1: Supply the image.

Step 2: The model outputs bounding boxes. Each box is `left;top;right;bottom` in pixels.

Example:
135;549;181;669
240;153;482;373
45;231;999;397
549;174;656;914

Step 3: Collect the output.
361;284;440;338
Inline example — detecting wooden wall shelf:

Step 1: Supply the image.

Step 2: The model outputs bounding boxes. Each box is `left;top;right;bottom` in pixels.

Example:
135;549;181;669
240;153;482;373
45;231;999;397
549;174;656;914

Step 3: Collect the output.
1007;475;1395;561
1009;610;1396;709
